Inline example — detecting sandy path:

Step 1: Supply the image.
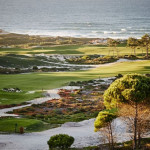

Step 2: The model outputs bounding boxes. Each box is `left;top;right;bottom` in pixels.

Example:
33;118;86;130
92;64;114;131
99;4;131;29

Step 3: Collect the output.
0;86;80;117
0;74;117;117
37;58;142;70
0;83;132;150
0;77;115;117
0;118;131;150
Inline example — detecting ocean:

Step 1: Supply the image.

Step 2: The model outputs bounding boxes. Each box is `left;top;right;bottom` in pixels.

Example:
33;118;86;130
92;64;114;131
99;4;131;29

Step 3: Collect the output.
0;0;150;39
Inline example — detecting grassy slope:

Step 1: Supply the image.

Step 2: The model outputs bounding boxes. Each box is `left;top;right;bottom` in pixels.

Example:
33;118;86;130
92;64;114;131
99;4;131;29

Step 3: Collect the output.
0;55;50;68
0;91;42;105
0;60;150;105
0;45;147;55
0;118;54;133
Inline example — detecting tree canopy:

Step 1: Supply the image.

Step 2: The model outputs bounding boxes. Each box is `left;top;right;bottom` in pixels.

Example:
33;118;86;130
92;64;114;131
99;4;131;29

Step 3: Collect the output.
127;37;139;55
127;37;139;48
104;74;150;109
107;39;120;47
94;111;117;132
140;34;150;57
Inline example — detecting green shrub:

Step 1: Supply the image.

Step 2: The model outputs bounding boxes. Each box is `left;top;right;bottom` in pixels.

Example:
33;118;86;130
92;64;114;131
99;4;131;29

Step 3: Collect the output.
69;81;76;86
115;73;123;78
82;55;90;60
32;66;38;70
47;134;74;150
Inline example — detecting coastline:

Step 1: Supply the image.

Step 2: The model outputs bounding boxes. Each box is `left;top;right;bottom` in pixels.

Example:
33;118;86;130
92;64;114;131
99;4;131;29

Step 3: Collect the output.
0;29;128;40
0;29;128;48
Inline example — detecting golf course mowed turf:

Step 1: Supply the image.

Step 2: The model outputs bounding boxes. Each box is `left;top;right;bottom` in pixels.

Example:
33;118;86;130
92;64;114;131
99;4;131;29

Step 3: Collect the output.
0;60;150;105
0;45;147;55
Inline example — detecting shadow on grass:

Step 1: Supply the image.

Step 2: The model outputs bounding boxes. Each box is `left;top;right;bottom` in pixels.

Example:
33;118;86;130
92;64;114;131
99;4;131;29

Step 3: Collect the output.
30;45;85;54
144;66;150;70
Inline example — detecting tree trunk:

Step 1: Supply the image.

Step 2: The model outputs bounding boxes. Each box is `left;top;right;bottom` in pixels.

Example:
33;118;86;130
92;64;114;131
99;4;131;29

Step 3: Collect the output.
107;126;111;150
133;103;138;150
146;45;149;57
138;132;141;149
109;123;114;150
138;125;141;148
142;49;144;56
134;47;136;56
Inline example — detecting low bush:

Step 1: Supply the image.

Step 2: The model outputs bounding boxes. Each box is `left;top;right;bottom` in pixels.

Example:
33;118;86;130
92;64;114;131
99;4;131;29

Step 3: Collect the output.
47;134;74;150
67;55;118;65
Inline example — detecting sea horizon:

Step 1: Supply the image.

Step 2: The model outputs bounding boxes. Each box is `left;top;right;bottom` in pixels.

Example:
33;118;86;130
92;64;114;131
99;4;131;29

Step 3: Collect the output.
0;0;150;39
